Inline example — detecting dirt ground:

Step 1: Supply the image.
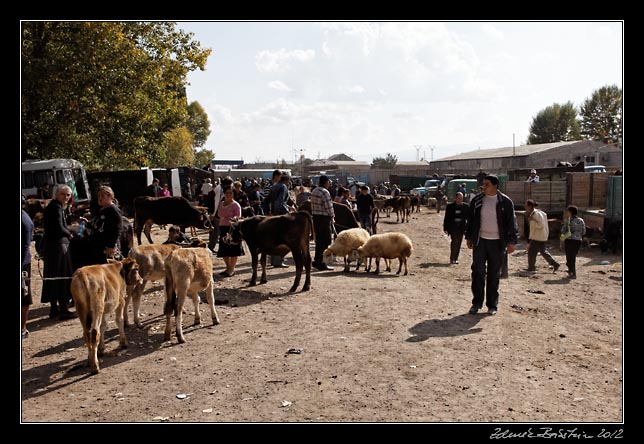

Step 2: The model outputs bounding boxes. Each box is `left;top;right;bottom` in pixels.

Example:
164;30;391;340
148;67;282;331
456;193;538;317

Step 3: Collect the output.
20;207;623;423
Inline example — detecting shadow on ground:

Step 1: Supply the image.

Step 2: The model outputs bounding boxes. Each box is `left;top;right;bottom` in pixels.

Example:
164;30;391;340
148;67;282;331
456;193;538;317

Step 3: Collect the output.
406;313;485;342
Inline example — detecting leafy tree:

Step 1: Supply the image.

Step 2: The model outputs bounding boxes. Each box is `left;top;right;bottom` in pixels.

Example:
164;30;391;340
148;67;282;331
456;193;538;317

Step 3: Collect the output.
579;85;622;143
527;102;581;144
162;127;194;168
22;22;211;170
371;153;398;169
186;101;211;148
194;148;215;169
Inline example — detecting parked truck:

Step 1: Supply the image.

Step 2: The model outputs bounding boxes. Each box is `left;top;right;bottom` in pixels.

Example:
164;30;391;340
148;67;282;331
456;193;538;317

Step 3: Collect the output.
22;158;92;214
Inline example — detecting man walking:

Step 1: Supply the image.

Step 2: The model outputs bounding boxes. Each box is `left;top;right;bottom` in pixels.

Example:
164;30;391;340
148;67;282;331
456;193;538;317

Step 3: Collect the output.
443;191;469;264
525;200;560;273
465;175;518;315
310;175;335;271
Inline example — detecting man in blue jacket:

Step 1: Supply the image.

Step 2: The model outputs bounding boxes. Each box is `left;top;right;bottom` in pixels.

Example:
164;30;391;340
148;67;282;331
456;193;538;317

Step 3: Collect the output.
465;175;518;315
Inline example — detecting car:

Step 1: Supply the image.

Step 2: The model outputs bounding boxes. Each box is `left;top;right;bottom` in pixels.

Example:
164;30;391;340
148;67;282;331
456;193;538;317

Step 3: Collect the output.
585;165;606;173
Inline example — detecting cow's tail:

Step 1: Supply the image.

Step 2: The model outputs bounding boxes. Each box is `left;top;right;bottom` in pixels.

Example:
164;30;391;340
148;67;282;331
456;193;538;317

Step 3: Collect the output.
164;271;178;317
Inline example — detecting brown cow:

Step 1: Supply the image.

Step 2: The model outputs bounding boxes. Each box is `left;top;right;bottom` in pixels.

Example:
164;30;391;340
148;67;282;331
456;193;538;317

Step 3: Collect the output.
70;258;142;374
164;247;220;344
125;244;183;328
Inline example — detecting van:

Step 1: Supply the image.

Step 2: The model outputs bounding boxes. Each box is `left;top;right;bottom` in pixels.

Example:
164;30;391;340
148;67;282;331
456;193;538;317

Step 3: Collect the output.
22;159;91;211
585;165;606;173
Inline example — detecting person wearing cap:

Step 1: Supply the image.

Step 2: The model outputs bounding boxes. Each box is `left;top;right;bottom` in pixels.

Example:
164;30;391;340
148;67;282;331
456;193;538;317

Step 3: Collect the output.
163;226;191;245
527;169;540;182
310;175;335;271
356;185;375;233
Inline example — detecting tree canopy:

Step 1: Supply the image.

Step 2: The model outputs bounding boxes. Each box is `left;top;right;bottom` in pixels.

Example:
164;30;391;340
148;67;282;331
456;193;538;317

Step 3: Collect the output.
22;22;211;170
186;101;211;148
527;102;581;145
579;85;622;143
371;153;398;169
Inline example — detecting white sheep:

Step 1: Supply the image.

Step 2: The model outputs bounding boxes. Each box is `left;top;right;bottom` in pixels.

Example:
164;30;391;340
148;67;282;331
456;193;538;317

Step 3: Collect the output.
350;232;413;275
322;228;370;272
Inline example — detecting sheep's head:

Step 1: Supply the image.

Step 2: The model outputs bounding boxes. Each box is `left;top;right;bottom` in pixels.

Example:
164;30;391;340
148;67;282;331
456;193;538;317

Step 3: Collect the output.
322;248;335;265
349;248;364;262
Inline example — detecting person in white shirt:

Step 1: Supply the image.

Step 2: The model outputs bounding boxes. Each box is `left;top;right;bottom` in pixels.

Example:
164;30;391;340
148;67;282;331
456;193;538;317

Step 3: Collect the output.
525;200;559;272
526;169;540;182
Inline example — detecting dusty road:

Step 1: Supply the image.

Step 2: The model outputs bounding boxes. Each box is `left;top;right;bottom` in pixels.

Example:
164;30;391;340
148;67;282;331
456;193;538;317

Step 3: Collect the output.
21;207;623;423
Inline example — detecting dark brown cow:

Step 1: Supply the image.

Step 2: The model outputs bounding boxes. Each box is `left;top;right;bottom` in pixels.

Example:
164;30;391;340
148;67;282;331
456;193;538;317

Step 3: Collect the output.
297;201;359;234
225;212;313;292
384;196;411;223
133;196;211;245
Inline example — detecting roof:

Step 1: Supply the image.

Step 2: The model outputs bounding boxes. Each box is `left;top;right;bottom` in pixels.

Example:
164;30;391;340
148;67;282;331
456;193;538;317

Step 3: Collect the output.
395;161;431;167
309;159;369;167
434;141;581;161
327;153;355;161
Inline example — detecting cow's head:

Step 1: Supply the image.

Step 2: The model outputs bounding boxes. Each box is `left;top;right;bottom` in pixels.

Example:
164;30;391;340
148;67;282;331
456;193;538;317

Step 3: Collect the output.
120;257;143;286
224;220;244;245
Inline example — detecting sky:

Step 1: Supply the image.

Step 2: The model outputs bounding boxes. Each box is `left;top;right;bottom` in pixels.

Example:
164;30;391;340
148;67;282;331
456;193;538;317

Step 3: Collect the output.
178;21;622;164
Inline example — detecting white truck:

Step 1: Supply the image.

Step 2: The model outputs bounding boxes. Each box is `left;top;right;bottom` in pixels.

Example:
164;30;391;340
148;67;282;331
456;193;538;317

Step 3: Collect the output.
22;158;92;212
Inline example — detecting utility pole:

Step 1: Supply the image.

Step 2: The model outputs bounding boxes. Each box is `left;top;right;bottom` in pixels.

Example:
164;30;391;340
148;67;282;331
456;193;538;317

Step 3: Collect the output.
430;145;437;161
414;145;422;161
513;133;516;156
299;148;306;176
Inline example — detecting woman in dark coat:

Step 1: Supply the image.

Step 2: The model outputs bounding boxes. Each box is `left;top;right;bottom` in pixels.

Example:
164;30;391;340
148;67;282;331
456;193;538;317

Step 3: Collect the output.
41;185;76;319
88;185;123;264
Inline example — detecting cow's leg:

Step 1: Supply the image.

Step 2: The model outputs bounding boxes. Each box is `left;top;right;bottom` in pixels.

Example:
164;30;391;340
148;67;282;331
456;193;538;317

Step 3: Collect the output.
289;251;303;293
135;218;143;245
115;295;129;349
204;279;220;325
259;252;268;284
163;285;176;342
302;245;311;291
98;311;108;357
87;323;100;374
191;292;201;326
144;221;153;244
132;280;146;328
249;252;258;286
175;289;188;344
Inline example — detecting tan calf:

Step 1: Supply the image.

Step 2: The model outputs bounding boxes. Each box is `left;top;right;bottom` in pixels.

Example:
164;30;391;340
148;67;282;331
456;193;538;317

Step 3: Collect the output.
164;248;220;344
126;244;183;328
70;258;142;374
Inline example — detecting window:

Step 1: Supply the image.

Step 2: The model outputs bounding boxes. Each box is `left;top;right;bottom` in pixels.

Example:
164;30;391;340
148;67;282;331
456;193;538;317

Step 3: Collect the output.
22;172;33;189
34;171;54;187
56;170;65;184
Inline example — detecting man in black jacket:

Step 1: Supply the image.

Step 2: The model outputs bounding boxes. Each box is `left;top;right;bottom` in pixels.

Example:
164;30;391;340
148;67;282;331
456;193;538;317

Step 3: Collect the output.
443;192;469;264
465;175;518;315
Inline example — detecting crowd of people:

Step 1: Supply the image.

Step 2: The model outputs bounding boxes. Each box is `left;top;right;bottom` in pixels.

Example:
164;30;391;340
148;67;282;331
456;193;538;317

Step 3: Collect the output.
21;169;595;339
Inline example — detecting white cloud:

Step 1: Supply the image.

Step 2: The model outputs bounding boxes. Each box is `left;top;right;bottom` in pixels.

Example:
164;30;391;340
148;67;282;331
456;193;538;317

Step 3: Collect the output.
316;22;487;103
480;23;504;40
255;48;316;72
268;80;293;92
346;85;365;94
